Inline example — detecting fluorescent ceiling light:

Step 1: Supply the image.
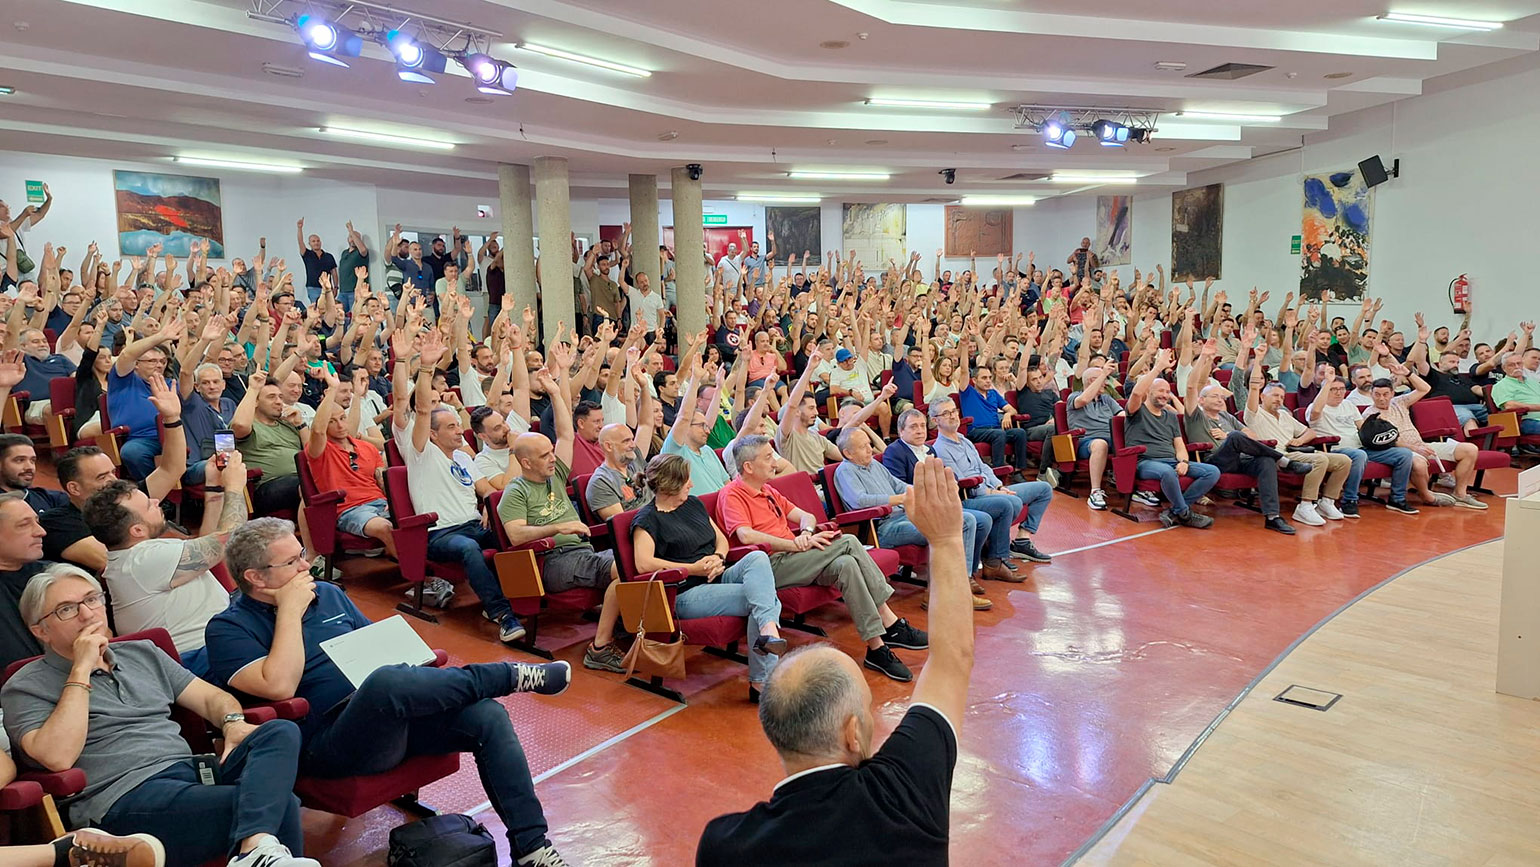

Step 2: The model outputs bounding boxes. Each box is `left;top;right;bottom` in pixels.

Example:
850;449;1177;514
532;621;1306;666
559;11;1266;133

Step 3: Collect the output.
1174;111;1282;123
737;195;823;204
786;171;890;181
865;97;991;111
1052;176;1138;185
516;42;651;77
1377;12;1502;30
320;126;455;150
175;156;303;174
960;196;1036;206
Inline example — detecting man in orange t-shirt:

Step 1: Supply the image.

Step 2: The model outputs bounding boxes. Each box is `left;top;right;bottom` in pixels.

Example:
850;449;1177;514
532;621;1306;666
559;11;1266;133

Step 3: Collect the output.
305;368;394;558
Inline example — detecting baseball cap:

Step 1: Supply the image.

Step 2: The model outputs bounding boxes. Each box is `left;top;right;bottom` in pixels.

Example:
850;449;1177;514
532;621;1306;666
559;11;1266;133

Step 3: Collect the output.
835;348;855;363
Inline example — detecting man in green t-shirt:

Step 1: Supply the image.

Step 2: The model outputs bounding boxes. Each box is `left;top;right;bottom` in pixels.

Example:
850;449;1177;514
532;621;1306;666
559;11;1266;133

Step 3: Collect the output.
232;368;305;518
336;220;370;309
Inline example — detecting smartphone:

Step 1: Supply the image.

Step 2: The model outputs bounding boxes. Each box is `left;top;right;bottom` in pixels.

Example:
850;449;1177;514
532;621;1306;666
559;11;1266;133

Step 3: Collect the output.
214;429;235;454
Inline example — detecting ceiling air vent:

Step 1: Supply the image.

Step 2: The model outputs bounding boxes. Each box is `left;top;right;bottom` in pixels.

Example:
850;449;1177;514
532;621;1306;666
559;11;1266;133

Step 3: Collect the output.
998;172;1051;181
1187;62;1273;80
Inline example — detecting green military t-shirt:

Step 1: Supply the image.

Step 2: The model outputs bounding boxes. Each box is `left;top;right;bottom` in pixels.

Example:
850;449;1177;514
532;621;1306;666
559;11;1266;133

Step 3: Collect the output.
497;459;585;548
236;419;303;478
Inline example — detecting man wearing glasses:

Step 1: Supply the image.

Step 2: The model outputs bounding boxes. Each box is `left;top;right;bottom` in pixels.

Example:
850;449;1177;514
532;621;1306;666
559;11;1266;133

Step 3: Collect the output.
204;518;574;867
108;319;184;482
4;563;319;867
81;450;249;677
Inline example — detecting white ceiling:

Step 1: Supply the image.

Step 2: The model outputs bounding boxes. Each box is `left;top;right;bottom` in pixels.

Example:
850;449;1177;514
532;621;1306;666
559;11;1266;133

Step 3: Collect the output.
0;0;1537;202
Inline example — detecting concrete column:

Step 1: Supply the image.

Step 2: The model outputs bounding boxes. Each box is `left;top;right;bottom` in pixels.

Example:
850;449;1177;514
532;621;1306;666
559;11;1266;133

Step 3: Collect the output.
627;174;660;295
670;166;706;339
532;156;574;348
497;163;537;325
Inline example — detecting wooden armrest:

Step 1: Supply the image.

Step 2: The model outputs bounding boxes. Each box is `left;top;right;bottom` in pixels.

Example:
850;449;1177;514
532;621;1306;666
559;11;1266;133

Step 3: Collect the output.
1422;426;1459;439
1188;442;1213;452
305;489;345;506
19;768;87;798
430;649;449;667
815;521;839;533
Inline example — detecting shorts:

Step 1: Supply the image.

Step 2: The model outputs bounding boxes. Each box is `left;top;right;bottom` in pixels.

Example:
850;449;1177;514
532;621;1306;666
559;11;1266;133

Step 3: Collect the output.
1425;439;1459;465
539;544;616;593
337;499;390;536
1076;434;1111;460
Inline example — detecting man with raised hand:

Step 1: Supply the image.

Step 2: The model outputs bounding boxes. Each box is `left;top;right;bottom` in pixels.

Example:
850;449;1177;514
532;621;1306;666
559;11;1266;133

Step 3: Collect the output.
698;458;973;865
1124;348;1221;529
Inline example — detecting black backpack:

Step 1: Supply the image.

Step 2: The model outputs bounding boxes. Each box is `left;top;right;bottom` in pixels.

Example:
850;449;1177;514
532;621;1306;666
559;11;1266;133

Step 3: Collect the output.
387;814;497;867
1360;413;1401;449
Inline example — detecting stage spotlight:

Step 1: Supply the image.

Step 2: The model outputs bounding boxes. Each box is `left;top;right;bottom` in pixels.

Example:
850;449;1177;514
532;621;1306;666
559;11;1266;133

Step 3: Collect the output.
297;15;361;67
462;53;518;95
1043;120;1076;150
388;31;446;83
1092;119;1127;147
1128;128;1152;144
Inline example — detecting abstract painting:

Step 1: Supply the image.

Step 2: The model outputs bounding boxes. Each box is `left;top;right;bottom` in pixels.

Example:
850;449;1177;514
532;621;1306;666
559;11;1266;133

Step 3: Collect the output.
841;204;906;268
1170;183;1222;282
1299;170;1372;302
1095;195;1132;266
765;206;822;265
944;206;1012;257
113;171;224;257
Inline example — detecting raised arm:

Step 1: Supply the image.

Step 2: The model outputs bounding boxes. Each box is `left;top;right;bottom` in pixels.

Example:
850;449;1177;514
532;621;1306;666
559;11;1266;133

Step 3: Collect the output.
1126;348;1171;414
905;457;971;729
411;329;448;453
781;346;824;437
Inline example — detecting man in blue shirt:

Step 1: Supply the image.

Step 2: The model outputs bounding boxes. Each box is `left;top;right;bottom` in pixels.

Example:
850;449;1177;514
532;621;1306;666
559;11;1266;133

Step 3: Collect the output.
890;345;924;409
15;327;75;424
927;397;1055;578
956;366;1032;482
386;224;436;311
109;320;183;481
204;518;575;867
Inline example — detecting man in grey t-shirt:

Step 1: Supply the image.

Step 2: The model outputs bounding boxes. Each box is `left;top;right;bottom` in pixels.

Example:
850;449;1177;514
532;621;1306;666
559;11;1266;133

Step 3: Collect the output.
585;424;653;521
2;565;316;866
1122;351;1220;528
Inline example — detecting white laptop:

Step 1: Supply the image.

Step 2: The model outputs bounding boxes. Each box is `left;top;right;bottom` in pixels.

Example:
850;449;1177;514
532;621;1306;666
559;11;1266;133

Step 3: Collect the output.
320;615;437;688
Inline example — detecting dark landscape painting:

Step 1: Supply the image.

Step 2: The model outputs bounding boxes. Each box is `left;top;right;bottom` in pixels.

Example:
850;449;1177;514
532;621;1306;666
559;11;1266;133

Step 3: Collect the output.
765;206;822;265
1170;183;1222;282
114;170;225;257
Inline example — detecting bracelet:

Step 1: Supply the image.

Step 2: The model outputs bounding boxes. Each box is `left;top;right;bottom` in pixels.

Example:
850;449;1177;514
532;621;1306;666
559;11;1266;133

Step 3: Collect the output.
64;680;91;693
161;419;183;429
204;485;225;493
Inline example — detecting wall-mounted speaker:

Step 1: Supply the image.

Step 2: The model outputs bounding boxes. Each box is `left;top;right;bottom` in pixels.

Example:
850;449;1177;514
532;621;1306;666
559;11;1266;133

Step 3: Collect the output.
1358;155;1400;188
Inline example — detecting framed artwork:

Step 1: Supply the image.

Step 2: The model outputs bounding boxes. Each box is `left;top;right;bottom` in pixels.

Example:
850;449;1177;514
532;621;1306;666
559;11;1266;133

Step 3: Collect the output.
841;204;906;267
1095;195;1132;267
113;170;225;257
1299;170;1372;302
1170;183;1222;282
765;206;822;265
943;206;1012;257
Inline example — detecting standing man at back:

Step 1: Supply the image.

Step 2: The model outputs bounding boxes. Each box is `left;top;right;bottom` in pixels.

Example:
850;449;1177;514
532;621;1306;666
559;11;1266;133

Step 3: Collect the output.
698;459;972;866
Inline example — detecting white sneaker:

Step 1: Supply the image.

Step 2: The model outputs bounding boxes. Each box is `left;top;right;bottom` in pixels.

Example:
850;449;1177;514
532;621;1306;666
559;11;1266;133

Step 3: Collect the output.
516;845;571;867
1431;492;1457;507
1132;490;1161;508
1088;489;1108;510
229;835;320;867
1292;501;1326;526
1315;498;1344;520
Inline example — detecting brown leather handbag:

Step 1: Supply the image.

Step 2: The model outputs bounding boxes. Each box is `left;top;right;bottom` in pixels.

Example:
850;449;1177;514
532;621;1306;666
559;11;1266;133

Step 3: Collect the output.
622;576;687;681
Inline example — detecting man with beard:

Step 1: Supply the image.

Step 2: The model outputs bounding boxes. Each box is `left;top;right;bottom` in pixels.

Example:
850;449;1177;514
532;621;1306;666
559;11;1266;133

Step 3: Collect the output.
0;432;66;514
81;450;249;675
1123;349;1221;528
12;324;76;425
585;371;658;520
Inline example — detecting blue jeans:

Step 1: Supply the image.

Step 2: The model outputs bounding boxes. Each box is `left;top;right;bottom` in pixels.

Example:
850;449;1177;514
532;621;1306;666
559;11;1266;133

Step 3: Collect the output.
1002;481;1054;533
1522;418;1540;435
1365;446;1416;500
301;664;551;858
1452;404;1488;426
1134;459;1221;515
183;459;209;487
120;436;162;481
99;720;304;864
967;426;1032;471
1336;447;1367;504
674;551;783;684
426;521;511;620
878;510;981;575
966;481;1053;561
337;290;354;312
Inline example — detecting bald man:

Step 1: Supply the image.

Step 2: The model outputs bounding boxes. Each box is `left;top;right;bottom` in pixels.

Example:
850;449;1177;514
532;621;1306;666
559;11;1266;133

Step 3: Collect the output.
699;458;974;865
585;368;659;520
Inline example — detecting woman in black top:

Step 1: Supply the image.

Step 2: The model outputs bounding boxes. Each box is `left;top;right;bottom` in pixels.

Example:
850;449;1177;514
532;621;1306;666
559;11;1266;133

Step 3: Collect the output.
631;454;786;696
72;310;114;440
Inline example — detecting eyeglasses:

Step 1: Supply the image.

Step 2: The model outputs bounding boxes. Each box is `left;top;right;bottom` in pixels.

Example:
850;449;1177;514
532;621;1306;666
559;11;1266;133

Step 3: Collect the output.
262;553;309;572
37;591;107;625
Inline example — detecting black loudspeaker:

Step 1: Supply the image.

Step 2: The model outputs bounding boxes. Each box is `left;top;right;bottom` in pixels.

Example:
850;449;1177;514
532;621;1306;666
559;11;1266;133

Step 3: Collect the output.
1358;155;1400;188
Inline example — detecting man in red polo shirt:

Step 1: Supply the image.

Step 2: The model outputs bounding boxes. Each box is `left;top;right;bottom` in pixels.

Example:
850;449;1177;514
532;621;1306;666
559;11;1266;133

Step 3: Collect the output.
306;370;393;559
718;434;924;682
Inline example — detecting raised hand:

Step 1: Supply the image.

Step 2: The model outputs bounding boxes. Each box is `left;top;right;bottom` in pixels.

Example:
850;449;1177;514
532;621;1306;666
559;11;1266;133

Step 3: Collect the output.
0;351;25;390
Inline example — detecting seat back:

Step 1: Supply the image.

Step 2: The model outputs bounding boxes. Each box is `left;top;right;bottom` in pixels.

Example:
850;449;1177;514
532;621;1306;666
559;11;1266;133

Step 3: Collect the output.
1054;399;1071;433
609;509;641;578
98;393;113;428
570;472;601;525
49;376;76;415
1410;396;1461;441
385;438;404;467
384;465;417;525
820;463;846;514
486;490;510;546
1111;412;1128;451
766;471;828;521
295;451;322;501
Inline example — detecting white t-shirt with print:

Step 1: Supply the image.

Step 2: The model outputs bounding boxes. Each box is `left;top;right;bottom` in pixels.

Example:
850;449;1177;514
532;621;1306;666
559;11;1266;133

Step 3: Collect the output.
395;425;484;530
104;540;228;654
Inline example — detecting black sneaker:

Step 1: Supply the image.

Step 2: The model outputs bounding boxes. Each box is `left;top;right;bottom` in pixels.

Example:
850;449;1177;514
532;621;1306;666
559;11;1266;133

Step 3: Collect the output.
1264;516;1296;535
1339;500;1360;519
1282;459;1316;476
1158;508;1178;528
499;614;528;644
863;645;913;682
1011;538;1053;563
883;618;929;650
509;660;571;696
1177;510;1215;529
1386;499;1421;515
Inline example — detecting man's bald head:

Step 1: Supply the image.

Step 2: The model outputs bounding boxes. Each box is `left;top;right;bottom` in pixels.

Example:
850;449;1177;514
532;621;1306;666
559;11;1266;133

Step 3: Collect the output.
758;646;873;767
511;432;549;462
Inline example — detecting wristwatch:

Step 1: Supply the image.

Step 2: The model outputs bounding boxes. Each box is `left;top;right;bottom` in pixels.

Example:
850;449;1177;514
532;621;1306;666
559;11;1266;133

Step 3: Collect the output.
221;712;246;729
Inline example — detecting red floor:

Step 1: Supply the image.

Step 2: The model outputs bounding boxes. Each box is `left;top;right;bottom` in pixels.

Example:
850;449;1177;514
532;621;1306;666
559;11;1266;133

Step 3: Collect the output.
294;472;1513;865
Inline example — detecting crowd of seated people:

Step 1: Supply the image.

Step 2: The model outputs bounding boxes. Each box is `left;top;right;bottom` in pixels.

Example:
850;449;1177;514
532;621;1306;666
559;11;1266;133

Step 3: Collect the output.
0;184;1531;863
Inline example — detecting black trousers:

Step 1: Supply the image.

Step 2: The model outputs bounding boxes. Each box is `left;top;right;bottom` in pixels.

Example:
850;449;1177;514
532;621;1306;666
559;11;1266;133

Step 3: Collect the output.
1206;430;1285;517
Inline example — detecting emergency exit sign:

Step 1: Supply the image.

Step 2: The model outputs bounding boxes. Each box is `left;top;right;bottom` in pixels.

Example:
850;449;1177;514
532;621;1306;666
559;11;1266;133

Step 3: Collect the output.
1290;234;1302;255
24;180;44;204
703;214;728;225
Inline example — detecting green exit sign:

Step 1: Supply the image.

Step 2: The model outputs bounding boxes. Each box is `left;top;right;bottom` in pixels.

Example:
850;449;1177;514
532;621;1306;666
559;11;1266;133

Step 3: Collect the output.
1290;234;1302;255
24;180;44;204
703;214;728;225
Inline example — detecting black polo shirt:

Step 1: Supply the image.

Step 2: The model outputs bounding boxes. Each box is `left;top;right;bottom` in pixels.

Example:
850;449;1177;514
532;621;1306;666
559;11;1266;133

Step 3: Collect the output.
1424;368;1484;406
0;561;48;671
696;704;956;866
39;502;93;567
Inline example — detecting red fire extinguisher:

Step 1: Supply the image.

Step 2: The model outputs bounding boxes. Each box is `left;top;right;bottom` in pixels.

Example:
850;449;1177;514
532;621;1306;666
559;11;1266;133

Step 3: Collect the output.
1449;274;1471;315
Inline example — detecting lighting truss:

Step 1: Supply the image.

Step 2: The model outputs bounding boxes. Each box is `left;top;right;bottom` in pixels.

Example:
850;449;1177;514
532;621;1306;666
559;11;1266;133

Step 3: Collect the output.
248;0;504;63
1013;105;1161;139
